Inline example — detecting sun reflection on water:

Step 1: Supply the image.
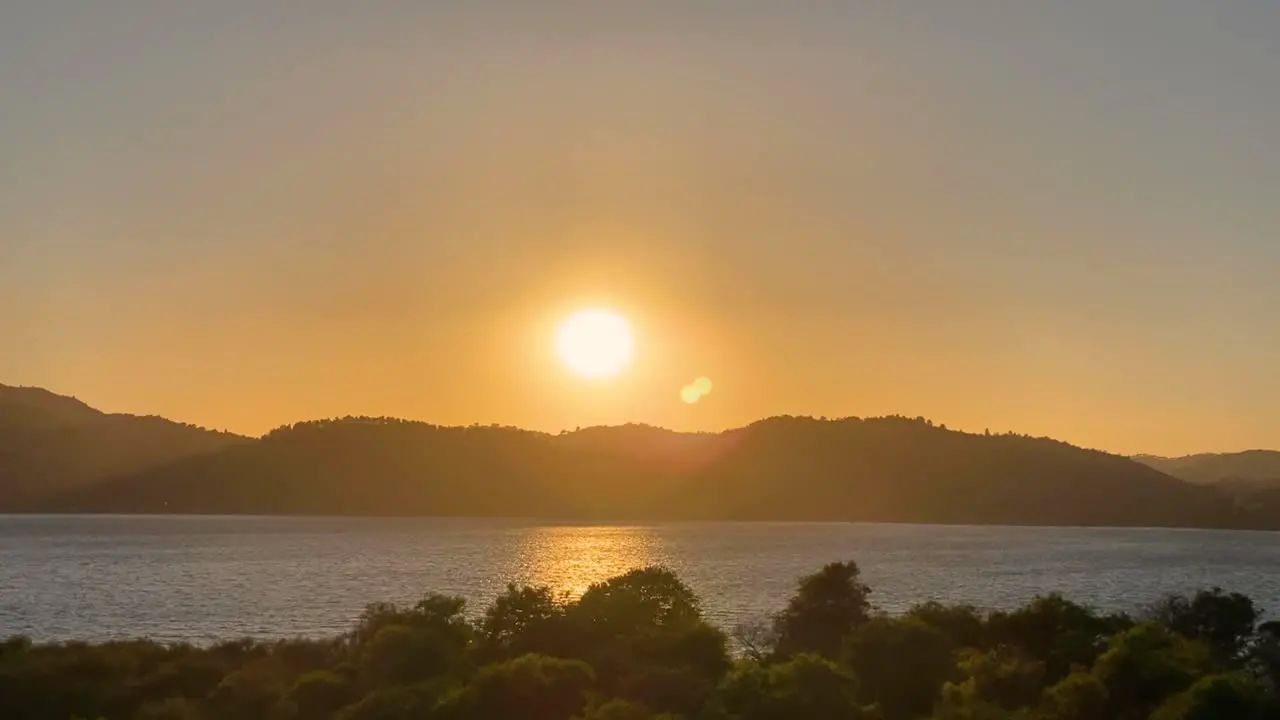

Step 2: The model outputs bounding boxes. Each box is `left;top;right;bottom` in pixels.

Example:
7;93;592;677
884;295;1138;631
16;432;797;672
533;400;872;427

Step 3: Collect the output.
510;526;664;599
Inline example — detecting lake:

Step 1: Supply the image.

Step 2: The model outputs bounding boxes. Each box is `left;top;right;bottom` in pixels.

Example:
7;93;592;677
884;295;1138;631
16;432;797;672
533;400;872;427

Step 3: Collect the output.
2;515;1278;643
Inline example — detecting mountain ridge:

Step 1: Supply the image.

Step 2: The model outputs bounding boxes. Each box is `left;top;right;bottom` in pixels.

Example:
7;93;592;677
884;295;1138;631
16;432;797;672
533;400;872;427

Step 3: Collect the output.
6;384;1278;529
0;384;249;509
1135;450;1280;485
50;414;1271;529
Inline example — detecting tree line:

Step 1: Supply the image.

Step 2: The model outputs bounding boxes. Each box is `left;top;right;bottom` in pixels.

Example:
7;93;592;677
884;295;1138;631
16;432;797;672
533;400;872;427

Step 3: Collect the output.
3;561;1279;719
53;416;1269;529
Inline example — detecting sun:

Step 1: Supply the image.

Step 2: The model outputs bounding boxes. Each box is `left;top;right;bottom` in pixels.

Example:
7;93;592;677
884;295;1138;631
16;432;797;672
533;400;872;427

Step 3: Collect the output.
555;309;634;379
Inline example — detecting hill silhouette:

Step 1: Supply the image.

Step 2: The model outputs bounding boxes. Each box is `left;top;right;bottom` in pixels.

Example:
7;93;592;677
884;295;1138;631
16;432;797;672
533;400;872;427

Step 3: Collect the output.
1136;450;1280;490
0;384;247;510
50;413;1268;528
0;384;105;430
1136;450;1280;525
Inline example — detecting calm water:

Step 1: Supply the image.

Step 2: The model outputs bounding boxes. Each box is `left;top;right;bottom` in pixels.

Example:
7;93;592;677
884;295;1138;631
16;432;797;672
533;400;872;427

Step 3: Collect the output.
2;515;1279;643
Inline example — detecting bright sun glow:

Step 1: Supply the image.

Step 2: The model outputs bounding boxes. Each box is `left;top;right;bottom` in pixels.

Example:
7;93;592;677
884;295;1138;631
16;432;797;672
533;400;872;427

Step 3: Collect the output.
556;309;634;379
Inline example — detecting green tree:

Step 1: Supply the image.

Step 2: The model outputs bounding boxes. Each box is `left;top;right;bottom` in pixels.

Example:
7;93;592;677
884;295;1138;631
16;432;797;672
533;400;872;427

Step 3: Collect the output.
934;647;1044;718
986;595;1123;682
772;562;872;659
282;670;352;719
1036;671;1108;720
907;602;987;651
571;567;703;634
206;662;284;720
563;567;729;715
713;654;875;720
1150;672;1278;720
1091;623;1212;719
355;594;472;686
1146;588;1260;664
479;584;566;661
436;654;595;720
334;686;434;720
846;617;957;720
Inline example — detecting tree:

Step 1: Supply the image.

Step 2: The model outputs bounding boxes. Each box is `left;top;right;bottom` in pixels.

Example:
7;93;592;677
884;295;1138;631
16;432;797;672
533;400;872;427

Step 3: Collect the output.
564;567;729;715
1146;588;1260;664
206;663;284;720
572;567;703;634
1150;672;1278;720
772;562;872;659
436;654;595;720
712;654;875;720
845;617;957;720
1091;623;1212;719
731;619;778;663
479;584;566;661
986;594;1124;682
936;647;1045;715
335;686;433;720
282;670;352;719
1037;671;1108;720
906;602;987;651
354;594;472;685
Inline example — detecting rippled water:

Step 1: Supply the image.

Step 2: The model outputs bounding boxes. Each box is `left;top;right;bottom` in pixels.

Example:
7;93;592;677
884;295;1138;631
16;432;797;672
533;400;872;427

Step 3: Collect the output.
2;515;1279;643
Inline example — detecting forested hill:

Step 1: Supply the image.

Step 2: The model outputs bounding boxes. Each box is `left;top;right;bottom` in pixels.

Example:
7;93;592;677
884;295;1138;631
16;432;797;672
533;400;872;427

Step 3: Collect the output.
1136;449;1280;525
53;415;1268;528
1136;450;1280;489
0;385;248;510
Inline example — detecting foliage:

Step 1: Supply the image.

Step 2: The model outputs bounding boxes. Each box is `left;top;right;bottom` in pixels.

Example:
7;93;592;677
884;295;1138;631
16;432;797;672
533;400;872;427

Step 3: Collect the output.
986;594;1129;683
1037;671;1108;720
0;562;1276;720
712;654;875;720
934;647;1045;717
772;561;871;659
845;616;956;720
1149;671;1278;720
1144;587;1260;663
1091;623;1212;719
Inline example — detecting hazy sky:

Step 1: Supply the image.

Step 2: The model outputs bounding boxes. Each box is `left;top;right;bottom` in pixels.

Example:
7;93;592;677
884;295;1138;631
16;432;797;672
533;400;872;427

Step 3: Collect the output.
3;2;1278;454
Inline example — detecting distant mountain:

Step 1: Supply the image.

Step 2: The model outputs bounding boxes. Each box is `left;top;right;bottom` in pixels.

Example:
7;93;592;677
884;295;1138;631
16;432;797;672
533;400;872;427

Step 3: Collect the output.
53;414;1267;529
0;385;104;430
0;385;248;510
1134;450;1280;494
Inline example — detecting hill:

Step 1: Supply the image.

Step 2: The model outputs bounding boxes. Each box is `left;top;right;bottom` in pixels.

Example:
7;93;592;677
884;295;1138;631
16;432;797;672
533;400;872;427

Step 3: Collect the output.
53;414;1266;528
0;384;104;430
0;385;248;510
1135;450;1280;490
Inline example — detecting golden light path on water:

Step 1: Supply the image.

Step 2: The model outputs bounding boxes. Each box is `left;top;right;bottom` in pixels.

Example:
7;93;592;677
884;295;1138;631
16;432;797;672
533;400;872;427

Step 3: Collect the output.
508;526;663;599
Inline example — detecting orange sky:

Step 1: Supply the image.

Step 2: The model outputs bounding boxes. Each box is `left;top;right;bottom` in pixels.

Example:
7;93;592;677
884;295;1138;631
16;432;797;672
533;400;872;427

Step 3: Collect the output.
4;3;1279;455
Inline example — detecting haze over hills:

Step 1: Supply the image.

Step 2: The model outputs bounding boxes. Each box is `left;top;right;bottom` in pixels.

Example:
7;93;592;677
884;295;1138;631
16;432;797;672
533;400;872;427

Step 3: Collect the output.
1134;450;1280;521
0;384;247;510
1135;451;1280;488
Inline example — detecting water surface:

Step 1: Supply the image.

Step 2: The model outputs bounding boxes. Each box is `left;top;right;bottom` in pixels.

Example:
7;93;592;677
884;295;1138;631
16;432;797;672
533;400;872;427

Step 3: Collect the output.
2;515;1277;642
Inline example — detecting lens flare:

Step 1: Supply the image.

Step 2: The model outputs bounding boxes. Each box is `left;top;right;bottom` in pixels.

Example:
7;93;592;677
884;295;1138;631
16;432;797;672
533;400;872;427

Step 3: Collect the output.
680;376;713;404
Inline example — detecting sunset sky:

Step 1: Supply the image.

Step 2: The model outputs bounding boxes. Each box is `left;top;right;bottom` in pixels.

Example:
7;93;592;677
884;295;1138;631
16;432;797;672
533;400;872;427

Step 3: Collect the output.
3;2;1278;455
